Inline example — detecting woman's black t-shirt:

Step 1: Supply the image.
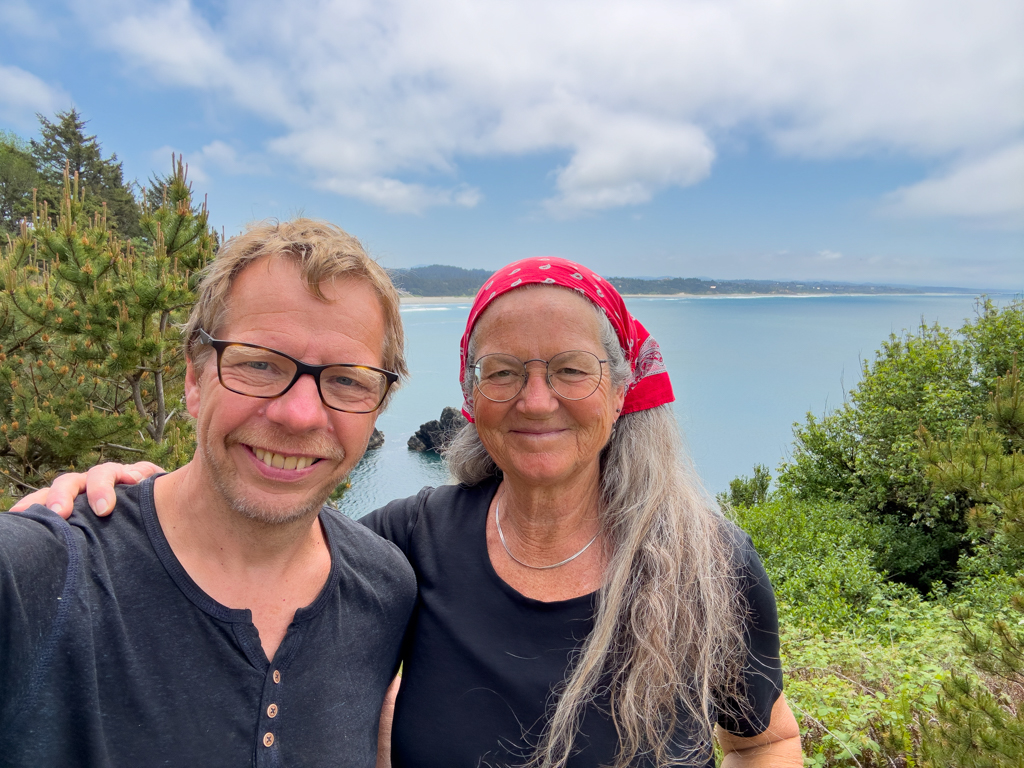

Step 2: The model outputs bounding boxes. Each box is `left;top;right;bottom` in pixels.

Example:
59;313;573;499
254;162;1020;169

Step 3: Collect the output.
360;481;783;768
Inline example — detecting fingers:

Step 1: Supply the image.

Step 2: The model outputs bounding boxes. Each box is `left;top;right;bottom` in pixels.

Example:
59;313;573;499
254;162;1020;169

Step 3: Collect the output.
84;461;164;516
8;461;167;519
9;472;89;519
9;488;53;513
122;462;164;481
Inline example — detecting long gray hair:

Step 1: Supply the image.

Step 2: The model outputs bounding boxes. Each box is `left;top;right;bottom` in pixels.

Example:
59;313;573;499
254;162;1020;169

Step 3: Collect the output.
445;296;749;767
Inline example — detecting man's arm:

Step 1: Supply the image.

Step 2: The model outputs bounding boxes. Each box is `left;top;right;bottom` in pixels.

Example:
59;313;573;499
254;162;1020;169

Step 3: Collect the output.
716;694;803;767
0;511;72;725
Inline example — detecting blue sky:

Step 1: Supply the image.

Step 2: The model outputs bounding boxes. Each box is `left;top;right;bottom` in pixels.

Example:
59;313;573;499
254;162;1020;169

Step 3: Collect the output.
1;0;1022;289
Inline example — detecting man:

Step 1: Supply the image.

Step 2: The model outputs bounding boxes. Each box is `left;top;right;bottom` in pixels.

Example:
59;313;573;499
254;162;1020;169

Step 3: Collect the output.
0;219;417;766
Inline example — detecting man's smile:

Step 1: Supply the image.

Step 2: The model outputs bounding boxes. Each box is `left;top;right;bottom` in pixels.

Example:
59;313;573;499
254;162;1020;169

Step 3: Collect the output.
248;445;324;471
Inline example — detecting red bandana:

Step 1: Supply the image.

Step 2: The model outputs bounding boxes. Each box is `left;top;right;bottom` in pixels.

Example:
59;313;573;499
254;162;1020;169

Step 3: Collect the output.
459;257;675;421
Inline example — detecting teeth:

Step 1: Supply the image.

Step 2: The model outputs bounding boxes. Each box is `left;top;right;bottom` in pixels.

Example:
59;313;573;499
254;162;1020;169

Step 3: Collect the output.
253;447;317;471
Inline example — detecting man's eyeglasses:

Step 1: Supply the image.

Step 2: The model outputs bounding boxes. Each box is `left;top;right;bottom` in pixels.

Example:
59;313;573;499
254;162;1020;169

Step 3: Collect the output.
472;351;609;403
197;329;398;414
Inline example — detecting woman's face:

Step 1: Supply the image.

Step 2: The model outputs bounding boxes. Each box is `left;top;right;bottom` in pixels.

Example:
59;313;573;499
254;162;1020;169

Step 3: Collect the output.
470;287;626;491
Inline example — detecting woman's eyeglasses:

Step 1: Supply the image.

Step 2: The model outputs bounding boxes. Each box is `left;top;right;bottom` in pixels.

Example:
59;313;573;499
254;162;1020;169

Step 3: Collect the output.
472;351;608;403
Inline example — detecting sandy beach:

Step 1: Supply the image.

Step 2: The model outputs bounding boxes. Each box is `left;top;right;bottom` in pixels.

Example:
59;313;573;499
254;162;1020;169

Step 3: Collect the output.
400;295;475;304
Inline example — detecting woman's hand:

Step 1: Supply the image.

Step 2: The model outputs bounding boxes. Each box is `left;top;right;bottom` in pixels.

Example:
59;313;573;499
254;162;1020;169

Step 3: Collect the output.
9;461;165;521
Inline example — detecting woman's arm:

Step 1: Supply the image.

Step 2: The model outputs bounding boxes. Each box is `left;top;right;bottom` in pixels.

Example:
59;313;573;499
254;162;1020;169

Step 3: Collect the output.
717;694;802;767
376;675;401;768
9;462;163;520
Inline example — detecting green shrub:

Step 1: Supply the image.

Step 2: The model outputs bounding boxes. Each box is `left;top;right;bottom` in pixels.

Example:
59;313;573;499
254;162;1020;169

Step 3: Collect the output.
730;494;1012;766
778;299;1024;592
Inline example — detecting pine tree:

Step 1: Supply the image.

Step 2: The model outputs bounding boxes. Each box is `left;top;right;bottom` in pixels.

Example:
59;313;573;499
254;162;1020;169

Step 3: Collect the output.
920;363;1024;766
30;109;142;238
0;156;214;506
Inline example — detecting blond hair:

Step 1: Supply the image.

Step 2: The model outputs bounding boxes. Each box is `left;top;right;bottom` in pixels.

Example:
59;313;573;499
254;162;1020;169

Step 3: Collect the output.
183;218;407;398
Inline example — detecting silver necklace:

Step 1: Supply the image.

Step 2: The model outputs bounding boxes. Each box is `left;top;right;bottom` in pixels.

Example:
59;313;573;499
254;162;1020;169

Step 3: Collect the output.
494;495;600;570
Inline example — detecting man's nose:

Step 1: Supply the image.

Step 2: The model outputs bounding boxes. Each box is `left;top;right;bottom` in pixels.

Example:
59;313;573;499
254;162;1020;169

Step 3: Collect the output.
265;373;330;431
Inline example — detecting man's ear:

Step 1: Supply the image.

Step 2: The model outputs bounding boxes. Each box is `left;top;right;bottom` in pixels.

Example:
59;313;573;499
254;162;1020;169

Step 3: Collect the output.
185;357;202;418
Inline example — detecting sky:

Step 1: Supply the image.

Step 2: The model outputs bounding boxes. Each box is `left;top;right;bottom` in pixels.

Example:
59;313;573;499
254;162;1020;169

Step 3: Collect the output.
1;0;1022;289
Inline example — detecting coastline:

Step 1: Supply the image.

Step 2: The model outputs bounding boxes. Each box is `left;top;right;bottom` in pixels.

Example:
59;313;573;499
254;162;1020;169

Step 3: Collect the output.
399;291;986;305
400;295;475;305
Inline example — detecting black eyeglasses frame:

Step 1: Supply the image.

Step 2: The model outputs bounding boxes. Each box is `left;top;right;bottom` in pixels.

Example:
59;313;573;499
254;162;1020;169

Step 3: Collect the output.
196;328;399;414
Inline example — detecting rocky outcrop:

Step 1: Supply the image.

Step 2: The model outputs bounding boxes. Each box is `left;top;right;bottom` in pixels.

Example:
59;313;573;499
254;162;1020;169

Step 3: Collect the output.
367;428;385;450
408;407;468;453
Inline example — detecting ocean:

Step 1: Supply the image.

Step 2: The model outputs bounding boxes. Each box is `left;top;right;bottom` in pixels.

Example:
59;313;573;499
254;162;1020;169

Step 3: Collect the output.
340;292;1018;518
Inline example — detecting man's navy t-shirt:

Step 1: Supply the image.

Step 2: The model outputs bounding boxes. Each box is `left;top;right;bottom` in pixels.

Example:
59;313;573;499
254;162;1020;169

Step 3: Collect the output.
0;479;416;768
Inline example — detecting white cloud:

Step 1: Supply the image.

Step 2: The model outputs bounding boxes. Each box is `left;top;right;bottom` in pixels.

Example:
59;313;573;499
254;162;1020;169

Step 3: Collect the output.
0;64;67;128
881;144;1024;227
0;1;56;38
545;118;714;216
818;250;843;261
316;177;481;214
68;0;1024;216
149;140;267;185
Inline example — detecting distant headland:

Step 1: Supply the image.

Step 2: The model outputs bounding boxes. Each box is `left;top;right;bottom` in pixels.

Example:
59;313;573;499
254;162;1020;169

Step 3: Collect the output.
389;264;979;299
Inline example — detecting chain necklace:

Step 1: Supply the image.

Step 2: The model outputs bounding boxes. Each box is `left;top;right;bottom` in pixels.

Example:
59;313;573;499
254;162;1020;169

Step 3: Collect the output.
494;495;600;570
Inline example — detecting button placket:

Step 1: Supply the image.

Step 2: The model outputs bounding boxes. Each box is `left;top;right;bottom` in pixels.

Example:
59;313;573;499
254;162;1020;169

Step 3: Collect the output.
257;668;283;758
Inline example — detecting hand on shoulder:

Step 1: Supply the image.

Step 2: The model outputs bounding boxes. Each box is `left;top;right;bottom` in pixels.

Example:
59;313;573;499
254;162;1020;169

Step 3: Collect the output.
9;462;164;520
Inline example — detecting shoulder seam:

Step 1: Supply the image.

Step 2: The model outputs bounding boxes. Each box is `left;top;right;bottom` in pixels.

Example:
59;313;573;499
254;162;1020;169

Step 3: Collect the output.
19;516;80;714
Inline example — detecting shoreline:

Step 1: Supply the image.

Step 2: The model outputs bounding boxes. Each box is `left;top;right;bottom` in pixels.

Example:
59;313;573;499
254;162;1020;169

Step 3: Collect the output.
399;291;989;306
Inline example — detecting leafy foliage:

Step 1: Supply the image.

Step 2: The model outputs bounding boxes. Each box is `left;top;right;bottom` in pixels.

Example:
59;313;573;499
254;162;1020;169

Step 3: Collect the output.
916;365;1024;765
730;493;956;766
0;131;39;236
725;313;1024;766
0;157;214;506
721;463;771;508
779;302;1024;591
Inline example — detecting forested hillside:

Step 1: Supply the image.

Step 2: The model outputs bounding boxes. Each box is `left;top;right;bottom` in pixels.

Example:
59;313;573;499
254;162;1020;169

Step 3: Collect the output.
388;263;935;297
389;264;494;296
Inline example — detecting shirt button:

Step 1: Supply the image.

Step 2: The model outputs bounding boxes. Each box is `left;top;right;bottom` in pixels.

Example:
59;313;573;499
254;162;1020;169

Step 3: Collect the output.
263;732;275;747
273;670;281;684
267;703;279;718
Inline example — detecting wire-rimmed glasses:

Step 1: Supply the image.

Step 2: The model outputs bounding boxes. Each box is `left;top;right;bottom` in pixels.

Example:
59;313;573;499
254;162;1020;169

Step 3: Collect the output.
472;350;609;403
196;329;398;414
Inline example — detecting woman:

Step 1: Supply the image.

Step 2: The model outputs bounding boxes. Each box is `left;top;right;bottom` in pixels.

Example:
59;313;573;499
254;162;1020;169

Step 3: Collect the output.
20;257;801;767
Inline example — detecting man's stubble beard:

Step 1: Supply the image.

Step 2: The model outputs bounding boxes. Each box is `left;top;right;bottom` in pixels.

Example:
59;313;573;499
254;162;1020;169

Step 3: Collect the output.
199;422;352;526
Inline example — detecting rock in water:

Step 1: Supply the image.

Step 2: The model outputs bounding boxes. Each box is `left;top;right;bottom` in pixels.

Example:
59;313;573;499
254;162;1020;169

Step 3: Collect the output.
367;428;385;450
408;407;468;452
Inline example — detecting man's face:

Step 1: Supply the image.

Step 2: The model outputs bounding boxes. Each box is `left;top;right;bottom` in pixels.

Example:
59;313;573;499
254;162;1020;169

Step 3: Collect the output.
185;255;386;524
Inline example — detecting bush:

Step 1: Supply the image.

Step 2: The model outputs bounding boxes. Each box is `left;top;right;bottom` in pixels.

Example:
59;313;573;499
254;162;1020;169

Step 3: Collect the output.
778;300;1024;592
730;494;1003;766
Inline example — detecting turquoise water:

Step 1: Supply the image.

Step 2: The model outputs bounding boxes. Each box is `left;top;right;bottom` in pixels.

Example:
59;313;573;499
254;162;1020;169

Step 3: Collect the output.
341;293;1018;518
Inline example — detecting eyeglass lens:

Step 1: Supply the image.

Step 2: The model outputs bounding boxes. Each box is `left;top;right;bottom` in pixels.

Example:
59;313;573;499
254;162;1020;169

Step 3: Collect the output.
474;351;604;402
218;344;389;413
